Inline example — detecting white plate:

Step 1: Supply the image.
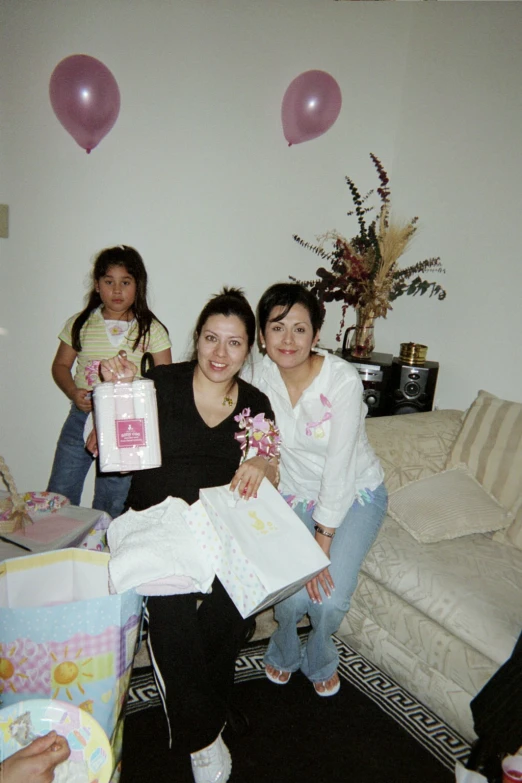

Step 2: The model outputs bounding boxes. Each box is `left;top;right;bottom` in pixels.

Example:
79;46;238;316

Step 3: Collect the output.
0;698;113;783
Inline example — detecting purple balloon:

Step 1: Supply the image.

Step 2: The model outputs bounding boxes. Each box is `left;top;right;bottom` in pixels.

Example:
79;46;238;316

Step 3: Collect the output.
281;70;342;146
49;55;121;153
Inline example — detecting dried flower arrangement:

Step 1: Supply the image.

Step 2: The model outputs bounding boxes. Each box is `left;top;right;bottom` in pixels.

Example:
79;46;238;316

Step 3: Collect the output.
292;153;447;343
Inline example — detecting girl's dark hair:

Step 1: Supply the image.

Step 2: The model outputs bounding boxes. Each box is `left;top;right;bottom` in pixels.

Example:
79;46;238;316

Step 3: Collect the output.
193;287;256;355
257;282;324;337
71;245;168;352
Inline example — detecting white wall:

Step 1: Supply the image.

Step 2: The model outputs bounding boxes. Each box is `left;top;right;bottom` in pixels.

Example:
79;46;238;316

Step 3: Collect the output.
1;0;522;499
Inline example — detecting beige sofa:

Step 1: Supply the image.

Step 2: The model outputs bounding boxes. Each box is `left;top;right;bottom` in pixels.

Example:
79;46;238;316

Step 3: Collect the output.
132;391;522;741
336;398;522;741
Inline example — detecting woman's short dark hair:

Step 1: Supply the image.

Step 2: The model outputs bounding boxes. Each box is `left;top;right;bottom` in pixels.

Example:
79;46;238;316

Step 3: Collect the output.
257;283;324;337
194;287;256;349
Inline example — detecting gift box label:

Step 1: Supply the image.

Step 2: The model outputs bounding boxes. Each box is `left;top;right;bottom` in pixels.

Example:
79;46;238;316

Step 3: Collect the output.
115;419;146;448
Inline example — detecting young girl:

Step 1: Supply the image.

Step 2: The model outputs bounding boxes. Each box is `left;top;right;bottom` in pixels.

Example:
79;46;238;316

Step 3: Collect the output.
47;245;171;518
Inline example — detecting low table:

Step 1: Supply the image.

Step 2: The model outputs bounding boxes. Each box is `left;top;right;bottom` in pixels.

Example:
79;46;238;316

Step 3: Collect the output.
0;500;111;560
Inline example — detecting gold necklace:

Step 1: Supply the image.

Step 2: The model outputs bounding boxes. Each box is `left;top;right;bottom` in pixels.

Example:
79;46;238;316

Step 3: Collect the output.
222;381;236;407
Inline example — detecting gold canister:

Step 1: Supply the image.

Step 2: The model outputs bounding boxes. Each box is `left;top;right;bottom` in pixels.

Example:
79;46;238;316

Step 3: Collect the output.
399;342;428;366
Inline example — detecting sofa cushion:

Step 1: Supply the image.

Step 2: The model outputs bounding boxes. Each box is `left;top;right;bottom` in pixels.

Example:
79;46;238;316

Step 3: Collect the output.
388;466;511;543
361;514;522;666
340;575;496;739
446;390;522;520
366;409;463;494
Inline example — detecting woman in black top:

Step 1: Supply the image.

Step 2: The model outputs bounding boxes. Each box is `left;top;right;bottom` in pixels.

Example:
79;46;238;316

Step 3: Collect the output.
100;289;277;783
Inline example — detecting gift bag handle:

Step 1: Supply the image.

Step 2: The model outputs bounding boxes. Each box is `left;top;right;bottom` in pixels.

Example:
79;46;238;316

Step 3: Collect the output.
0;455;33;533
140;352;154;378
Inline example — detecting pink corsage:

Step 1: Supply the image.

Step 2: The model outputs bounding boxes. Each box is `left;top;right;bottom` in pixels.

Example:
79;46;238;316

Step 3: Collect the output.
234;408;281;462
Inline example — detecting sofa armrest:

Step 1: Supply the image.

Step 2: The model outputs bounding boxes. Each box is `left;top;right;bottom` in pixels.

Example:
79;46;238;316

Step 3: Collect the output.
365;409;463;493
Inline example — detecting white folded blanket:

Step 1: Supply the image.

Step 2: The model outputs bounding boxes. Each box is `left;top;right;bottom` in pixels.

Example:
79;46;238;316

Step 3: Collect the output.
107;497;215;595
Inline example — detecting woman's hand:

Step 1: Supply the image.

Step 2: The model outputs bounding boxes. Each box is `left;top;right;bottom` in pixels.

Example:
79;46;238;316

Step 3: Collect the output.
306;566;335;604
72;388;93;413
86;428;98;457
230;456;270;501
0;731;70;783
306;527;335;603
99;351;138;382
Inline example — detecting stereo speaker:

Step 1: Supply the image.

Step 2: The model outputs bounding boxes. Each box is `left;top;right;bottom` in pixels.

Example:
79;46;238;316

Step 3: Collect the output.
340;351;394;418
386;359;439;415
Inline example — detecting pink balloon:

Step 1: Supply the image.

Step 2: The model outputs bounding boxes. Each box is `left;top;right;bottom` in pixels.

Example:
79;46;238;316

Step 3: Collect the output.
281;70;342;146
49;55;121;153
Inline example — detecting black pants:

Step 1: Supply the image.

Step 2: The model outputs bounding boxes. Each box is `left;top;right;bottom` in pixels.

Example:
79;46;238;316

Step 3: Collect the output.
146;578;251;756
471;631;522;755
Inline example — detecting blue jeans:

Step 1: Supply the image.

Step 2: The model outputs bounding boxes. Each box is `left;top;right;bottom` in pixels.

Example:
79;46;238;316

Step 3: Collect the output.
47;404;132;518
264;483;388;683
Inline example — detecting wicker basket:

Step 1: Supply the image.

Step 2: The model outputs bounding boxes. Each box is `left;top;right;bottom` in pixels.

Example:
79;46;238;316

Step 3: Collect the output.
0;456;34;533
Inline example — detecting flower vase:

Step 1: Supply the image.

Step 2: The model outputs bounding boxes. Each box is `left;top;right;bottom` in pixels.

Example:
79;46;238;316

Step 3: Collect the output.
342;309;376;359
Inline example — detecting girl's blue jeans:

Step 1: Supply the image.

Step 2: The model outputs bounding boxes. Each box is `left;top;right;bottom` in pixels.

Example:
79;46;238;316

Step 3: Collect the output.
264;483;388;684
47;404;132;518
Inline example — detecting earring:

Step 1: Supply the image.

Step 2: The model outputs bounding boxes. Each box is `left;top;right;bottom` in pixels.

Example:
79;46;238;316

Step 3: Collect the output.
261;344;266;350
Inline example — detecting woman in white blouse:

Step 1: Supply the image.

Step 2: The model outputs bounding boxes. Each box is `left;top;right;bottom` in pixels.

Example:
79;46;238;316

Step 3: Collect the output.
252;283;387;697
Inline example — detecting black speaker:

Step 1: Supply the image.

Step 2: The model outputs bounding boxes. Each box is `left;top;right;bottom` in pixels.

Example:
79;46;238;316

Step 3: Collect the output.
339;351;394;418
386;358;439;415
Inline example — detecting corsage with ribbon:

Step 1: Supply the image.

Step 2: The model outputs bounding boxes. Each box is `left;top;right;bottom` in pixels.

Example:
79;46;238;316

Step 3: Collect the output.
234;408;281;463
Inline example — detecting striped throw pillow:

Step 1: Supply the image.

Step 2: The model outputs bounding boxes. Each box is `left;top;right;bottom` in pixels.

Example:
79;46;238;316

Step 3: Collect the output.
446;390;522;518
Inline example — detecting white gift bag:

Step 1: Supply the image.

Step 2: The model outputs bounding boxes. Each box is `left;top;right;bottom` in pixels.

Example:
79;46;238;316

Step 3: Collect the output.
93;379;161;472
191;478;330;618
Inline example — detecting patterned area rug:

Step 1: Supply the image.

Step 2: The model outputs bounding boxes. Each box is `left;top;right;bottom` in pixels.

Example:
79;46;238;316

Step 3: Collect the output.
126;636;470;776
